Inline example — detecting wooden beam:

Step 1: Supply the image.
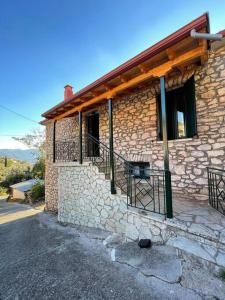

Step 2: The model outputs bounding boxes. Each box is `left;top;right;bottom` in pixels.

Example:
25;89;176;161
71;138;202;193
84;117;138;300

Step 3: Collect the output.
80;98;87;103
103;83;111;91
172;47;205;69
201;52;208;65
118;89;132;95
175;64;186;75
138;64;149;74
119;75;129;83
91;91;100;97
198;39;208;65
55;46;205;120
166;48;176;60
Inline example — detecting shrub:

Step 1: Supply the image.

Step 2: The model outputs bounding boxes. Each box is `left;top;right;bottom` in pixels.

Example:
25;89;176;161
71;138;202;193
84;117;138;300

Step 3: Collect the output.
32;157;45;179
1;169;32;189
218;269;225;281
29;181;45;202
0;186;7;196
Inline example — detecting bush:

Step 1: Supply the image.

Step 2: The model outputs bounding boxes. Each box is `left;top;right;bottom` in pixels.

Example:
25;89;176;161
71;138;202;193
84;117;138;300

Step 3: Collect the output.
32;157;45;179
1;169;32;189
0;186;7;196
29;181;45;202
219;269;225;281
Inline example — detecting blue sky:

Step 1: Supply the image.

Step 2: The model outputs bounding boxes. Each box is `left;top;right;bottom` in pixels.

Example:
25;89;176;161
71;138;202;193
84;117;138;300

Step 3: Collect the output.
1;0;225;148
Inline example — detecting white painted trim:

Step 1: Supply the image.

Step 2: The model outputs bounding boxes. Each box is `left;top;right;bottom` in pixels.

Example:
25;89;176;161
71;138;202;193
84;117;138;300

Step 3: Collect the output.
153;137;197;145
53;161;91;167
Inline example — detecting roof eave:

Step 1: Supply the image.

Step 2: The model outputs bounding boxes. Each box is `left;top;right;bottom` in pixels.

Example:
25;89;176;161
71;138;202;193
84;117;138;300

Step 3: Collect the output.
42;13;209;119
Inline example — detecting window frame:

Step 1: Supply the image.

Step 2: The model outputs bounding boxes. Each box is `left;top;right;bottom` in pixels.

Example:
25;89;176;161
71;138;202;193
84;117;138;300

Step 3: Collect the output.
127;161;150;179
157;76;197;141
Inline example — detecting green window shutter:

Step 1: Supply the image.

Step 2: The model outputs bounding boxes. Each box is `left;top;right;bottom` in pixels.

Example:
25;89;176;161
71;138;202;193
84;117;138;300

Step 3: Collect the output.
157;94;162;140
184;76;197;138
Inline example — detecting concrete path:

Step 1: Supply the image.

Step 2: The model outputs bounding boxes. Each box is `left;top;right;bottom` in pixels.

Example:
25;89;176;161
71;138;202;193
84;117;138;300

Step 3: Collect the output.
0;199;225;300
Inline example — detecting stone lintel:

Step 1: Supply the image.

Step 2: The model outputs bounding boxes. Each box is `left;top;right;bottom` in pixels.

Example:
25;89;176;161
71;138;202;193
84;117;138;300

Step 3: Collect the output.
53;161;91;167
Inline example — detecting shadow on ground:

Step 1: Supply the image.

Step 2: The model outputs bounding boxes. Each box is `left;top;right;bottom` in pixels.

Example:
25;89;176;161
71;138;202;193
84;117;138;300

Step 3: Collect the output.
0;199;224;300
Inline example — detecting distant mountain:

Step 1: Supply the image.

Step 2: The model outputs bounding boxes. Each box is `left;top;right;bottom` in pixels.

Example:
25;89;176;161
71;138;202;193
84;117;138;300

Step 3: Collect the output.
0;149;38;164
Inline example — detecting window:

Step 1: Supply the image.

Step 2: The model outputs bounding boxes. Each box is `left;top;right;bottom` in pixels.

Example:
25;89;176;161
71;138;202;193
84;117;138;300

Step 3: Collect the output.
128;161;150;179
157;76;197;140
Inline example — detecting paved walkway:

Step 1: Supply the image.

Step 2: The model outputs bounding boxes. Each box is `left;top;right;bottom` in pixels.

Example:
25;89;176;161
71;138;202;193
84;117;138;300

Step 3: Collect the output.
0;199;225;300
173;196;225;241
138;192;225;245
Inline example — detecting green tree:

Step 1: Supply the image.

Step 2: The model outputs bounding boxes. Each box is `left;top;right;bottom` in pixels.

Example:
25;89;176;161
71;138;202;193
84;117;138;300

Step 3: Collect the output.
13;128;45;157
1;169;32;188
13;128;45;179
0;157;31;185
29;181;45;202
32;156;45;179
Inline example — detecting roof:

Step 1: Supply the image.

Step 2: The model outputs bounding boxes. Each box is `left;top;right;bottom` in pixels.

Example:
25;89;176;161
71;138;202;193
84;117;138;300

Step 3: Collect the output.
41;13;210;121
218;29;225;37
10;179;40;192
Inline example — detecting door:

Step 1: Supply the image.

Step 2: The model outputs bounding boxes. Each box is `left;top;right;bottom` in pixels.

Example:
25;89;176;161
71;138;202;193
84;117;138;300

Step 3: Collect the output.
87;112;100;157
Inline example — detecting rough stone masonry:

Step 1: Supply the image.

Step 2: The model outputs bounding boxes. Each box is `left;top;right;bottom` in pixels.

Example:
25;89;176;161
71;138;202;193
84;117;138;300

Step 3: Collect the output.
57;162;225;269
44;41;225;213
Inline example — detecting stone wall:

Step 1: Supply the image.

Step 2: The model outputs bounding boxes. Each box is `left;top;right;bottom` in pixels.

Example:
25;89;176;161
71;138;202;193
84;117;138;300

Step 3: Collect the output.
45;116;79;212
97;44;225;200
58;163;225;268
45;120;58;212
44;42;225;212
55;116;79;141
57;162;168;241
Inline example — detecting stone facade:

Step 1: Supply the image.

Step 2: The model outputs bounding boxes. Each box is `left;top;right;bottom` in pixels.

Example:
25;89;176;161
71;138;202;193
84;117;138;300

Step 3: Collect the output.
45;117;79;212
98;45;225;201
44;42;225;212
45;120;58;212
57;162;225;268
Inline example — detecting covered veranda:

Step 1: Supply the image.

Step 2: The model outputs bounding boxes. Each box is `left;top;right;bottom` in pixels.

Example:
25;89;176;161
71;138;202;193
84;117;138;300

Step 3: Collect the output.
41;13;214;220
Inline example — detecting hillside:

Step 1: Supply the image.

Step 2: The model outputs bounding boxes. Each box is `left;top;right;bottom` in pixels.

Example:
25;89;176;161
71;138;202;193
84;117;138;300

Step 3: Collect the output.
0;156;31;183
0;149;38;164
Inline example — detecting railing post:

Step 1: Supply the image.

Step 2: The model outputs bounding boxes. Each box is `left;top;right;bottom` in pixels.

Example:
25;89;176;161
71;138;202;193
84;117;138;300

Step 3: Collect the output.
108;98;116;194
53;120;56;163
160;76;173;218
79;111;83;164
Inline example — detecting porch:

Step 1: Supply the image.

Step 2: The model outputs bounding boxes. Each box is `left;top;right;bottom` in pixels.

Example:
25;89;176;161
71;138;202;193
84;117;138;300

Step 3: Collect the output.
54;134;225;229
56;160;225;268
45;15;214;219
41;13;225;268
172;195;225;241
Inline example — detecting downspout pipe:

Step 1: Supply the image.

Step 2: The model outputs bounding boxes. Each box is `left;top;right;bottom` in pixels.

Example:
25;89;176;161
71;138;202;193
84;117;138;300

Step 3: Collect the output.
190;29;223;41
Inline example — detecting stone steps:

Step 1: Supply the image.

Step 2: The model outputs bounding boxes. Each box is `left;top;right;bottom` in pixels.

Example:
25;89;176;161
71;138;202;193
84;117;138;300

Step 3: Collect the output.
164;216;225;268
88;163;225;269
167;235;225;269
94;168;126;196
125;206;225;269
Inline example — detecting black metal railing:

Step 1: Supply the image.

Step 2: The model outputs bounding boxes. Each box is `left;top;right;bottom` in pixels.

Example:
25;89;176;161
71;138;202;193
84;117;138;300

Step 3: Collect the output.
83;134;166;215
55;138;79;162
207;167;225;215
83;134;110;175
54;134;166;215
127;167;166;215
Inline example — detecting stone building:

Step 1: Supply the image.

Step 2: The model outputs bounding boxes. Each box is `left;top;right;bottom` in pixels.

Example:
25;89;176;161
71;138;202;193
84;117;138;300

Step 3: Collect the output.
41;14;225;268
